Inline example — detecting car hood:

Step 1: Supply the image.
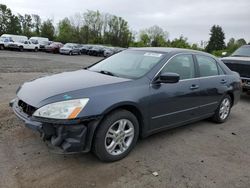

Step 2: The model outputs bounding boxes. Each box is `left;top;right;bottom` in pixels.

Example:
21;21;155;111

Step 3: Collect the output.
17;70;130;107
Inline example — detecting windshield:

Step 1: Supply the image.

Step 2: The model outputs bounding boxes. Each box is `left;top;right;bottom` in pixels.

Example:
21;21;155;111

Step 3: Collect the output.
30;39;38;44
231;46;250;57
64;44;73;48
88;50;165;79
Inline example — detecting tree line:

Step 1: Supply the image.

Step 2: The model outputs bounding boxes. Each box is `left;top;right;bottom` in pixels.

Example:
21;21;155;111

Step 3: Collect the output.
0;4;132;47
0;4;249;53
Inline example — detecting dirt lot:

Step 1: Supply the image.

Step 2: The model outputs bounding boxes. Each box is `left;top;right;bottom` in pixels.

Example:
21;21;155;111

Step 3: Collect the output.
0;50;250;188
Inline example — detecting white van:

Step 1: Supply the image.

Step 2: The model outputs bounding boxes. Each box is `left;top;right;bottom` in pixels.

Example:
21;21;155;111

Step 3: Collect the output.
30;37;49;44
1;34;28;48
1;34;28;42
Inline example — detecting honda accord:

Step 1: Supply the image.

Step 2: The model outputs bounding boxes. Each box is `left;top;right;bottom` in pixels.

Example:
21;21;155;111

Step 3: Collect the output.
10;48;241;162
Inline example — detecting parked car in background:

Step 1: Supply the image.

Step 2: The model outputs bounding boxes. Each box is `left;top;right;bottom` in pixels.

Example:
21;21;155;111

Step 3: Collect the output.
8;40;39;52
88;45;106;56
82;45;94;55
0;34;28;48
103;47;126;57
1;34;28;42
10;47;241;162
221;45;250;93
30;37;49;45
39;41;53;51
59;43;81;55
45;42;63;53
0;37;6;50
104;47;116;57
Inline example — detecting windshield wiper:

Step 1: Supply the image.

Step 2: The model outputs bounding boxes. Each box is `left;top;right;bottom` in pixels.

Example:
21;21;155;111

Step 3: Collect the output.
98;70;117;77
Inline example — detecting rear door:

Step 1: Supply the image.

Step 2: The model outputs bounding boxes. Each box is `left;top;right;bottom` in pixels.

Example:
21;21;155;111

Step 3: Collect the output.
194;55;228;115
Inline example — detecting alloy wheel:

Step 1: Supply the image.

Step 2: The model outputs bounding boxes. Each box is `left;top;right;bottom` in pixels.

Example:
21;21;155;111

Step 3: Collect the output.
219;98;231;120
105;119;134;156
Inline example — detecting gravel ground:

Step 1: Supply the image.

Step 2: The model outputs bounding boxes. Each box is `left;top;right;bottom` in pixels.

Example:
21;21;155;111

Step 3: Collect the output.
0;50;250;188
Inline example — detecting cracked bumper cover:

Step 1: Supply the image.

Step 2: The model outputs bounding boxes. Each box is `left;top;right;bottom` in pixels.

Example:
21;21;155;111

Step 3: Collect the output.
241;77;250;90
10;99;102;154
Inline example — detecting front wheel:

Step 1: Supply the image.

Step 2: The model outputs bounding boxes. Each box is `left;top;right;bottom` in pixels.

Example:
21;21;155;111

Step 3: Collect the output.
93;110;139;162
212;95;232;123
34;47;38;52
19;46;24;52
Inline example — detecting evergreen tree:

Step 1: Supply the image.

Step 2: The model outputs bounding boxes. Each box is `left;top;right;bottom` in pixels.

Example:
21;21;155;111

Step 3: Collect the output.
206;25;225;53
40;19;55;40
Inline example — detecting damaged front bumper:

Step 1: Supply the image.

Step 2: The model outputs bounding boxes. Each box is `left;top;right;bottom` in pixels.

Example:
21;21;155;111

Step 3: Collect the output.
10;99;102;154
241;77;250;91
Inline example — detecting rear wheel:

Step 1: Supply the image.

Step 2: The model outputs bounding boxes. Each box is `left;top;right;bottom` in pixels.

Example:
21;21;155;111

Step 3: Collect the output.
212;95;232;123
93;110;139;162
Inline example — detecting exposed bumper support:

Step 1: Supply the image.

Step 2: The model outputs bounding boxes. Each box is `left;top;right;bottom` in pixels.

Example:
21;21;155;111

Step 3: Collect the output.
241;77;250;90
10;99;102;154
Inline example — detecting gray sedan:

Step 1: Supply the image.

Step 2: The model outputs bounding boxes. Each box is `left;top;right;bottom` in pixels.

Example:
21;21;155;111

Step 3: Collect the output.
59;43;81;55
10;47;241;162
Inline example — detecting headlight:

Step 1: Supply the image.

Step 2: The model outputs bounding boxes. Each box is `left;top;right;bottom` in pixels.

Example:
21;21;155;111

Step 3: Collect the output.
33;98;89;119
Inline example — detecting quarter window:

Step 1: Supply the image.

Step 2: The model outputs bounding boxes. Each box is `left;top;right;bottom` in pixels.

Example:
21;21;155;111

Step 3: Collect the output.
218;65;225;75
196;55;219;77
161;54;195;80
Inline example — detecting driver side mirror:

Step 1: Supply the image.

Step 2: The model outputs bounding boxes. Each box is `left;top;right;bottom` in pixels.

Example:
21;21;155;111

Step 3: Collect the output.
156;72;180;84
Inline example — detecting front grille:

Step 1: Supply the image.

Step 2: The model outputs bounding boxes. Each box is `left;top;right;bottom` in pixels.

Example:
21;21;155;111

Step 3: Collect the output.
18;100;37;116
224;61;250;78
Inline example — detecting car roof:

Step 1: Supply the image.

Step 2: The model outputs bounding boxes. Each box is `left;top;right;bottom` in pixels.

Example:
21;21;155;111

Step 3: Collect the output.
129;47;209;55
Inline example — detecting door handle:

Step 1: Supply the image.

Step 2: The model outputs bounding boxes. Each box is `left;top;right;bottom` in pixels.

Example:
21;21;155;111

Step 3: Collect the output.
220;79;227;84
190;84;199;90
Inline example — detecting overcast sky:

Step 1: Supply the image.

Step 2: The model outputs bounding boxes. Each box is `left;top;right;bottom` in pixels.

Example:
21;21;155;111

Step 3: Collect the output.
2;0;250;44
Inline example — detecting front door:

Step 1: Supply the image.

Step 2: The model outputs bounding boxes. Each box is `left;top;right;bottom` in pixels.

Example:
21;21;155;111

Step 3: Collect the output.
149;54;201;131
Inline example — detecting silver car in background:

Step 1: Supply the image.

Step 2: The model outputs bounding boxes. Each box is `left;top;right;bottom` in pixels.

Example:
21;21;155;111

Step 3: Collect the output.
59;43;81;55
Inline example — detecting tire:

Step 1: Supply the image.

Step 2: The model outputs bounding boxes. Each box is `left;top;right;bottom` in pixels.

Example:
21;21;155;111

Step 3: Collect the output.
19;46;24;52
93;110;139;162
69;51;72;56
212;95;232;123
78;51;81;55
34;47;38;52
0;45;4;50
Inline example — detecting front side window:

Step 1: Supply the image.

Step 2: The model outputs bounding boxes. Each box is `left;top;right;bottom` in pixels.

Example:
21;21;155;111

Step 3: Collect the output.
196;55;219;77
161;54;195;80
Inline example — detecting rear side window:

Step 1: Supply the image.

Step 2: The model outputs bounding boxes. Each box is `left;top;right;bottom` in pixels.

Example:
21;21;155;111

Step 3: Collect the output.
196;55;219;77
162;54;195;80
